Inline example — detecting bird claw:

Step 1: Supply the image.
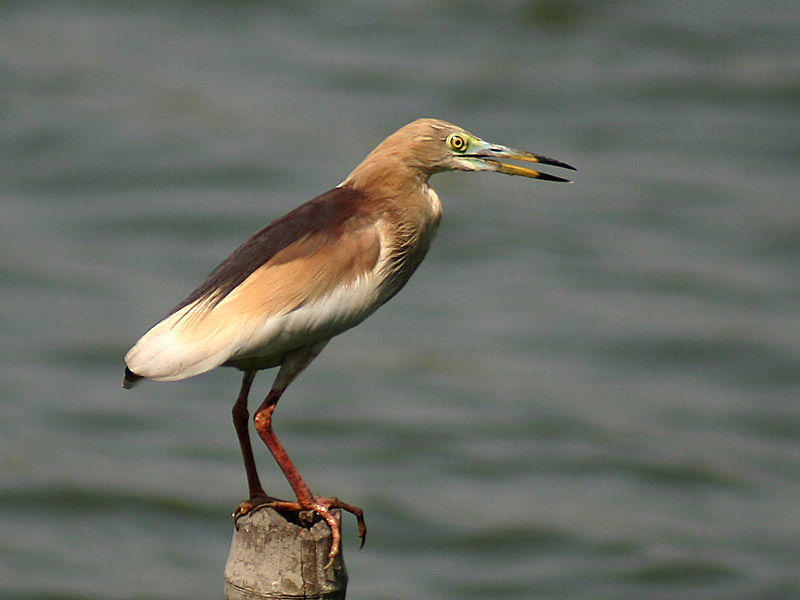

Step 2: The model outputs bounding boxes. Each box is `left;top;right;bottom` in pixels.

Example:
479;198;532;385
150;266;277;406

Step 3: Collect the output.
232;494;284;529
232;493;366;568
234;495;366;568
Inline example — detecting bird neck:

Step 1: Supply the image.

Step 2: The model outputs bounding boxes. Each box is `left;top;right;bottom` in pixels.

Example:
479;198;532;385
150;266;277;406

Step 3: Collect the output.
342;147;433;201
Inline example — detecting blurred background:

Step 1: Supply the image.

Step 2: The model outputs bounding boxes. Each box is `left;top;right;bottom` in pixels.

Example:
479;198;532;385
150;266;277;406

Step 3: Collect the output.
1;2;799;599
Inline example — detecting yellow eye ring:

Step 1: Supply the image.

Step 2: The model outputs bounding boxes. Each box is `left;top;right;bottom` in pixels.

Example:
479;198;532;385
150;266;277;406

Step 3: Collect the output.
447;133;468;153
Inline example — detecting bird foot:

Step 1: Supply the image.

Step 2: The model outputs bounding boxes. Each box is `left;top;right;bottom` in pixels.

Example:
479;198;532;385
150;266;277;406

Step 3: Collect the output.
232;493;284;525
235;495;366;569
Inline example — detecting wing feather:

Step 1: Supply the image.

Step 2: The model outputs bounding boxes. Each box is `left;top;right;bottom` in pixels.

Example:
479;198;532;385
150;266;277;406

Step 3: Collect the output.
174;185;372;312
125;186;384;381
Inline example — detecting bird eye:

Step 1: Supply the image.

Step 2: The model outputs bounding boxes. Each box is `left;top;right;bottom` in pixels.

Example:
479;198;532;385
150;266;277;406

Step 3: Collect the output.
447;134;468;153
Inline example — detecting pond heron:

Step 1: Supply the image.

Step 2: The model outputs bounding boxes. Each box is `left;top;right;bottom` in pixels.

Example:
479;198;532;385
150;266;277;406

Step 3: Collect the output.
123;118;575;566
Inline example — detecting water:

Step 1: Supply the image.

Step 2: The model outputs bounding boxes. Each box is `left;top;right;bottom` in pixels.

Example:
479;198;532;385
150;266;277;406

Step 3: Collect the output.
2;2;799;599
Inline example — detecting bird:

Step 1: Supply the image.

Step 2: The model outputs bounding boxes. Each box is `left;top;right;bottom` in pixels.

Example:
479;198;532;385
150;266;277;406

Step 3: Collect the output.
122;118;574;567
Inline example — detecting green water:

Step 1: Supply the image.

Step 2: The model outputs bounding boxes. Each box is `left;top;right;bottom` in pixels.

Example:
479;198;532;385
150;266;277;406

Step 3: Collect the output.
2;2;799;599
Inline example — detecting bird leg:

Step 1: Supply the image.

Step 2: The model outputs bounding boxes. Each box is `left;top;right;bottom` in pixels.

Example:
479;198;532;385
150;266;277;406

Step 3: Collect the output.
231;370;281;520
232;344;365;567
251;386;366;568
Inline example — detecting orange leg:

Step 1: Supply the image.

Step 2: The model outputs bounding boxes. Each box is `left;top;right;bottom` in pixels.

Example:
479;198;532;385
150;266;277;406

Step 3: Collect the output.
251;386;366;567
233;344;366;567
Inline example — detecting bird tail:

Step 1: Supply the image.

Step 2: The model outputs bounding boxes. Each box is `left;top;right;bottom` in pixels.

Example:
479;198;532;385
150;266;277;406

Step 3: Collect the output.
122;367;143;389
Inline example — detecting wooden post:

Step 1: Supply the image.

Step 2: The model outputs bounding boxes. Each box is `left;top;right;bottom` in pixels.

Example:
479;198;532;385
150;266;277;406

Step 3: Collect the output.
224;507;348;600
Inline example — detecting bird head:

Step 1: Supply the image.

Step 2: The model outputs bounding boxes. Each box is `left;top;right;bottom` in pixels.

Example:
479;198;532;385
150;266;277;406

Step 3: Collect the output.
344;118;575;191
404;118;575;182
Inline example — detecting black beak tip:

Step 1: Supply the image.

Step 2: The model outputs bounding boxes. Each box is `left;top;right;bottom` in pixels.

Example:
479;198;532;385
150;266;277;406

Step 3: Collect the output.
546;157;577;172
539;172;573;183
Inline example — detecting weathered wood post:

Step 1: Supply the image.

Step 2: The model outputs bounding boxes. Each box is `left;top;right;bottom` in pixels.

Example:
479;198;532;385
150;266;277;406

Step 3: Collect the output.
225;507;348;600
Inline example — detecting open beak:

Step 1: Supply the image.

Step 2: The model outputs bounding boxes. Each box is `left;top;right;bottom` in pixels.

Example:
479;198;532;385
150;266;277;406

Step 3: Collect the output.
467;142;576;182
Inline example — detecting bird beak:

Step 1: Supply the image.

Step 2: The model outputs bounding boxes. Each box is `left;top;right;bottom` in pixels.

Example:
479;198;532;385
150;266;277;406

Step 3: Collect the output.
466;141;576;182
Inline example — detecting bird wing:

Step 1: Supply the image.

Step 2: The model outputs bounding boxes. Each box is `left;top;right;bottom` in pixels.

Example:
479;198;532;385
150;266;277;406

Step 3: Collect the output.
125;186;384;381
